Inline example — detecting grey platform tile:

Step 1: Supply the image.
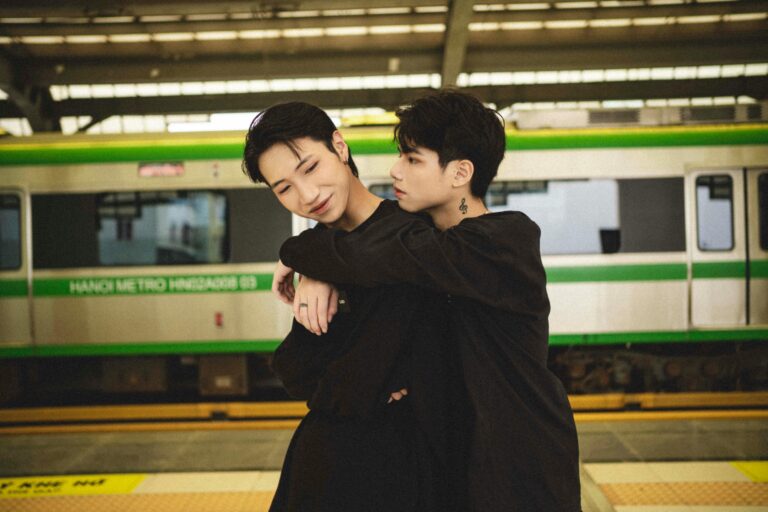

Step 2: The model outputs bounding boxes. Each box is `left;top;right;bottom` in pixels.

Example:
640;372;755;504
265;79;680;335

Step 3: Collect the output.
0;446;93;476
607;420;701;434
578;431;640;463
719;432;768;459
698;419;768;433
615;431;737;461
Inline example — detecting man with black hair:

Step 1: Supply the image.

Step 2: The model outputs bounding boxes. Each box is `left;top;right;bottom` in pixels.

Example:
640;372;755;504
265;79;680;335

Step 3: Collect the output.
242;102;467;512
274;91;581;511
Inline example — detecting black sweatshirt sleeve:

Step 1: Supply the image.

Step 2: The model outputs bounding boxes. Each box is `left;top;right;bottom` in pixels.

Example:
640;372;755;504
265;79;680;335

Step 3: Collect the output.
280;212;536;309
271;320;338;400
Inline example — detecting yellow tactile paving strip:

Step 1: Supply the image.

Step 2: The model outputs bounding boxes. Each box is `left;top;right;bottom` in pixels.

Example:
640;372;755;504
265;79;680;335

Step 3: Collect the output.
600;481;768;507
0;491;275;512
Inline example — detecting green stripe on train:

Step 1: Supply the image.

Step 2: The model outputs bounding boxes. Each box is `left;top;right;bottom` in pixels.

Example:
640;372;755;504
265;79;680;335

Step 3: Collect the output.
1;125;766;166
550;329;768;345
546;263;686;282
0;279;27;297
2;330;766;358
2;260;766;298
0;340;282;357
32;273;273;297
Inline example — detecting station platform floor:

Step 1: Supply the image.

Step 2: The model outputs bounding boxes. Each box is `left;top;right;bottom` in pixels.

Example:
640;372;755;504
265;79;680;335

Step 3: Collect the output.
1;416;767;511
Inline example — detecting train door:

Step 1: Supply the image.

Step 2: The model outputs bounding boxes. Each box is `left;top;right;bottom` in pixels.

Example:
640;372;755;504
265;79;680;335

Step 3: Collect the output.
0;190;31;345
689;169;747;327
747;169;768;325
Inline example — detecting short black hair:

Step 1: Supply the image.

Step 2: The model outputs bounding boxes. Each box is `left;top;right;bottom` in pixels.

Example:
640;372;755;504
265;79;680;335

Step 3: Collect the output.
242;102;358;184
395;90;505;198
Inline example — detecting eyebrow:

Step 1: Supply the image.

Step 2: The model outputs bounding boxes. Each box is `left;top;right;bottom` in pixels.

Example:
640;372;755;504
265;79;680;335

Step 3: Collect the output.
268;155;312;189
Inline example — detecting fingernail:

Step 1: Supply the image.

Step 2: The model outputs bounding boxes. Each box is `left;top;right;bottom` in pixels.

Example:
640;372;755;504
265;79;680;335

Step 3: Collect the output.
387;398;393;404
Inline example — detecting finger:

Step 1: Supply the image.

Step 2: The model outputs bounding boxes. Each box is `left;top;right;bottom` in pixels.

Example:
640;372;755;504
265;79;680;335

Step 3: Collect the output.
391;392;403;401
317;291;329;334
400;388;408;396
307;296;321;335
328;288;339;323
298;298;312;333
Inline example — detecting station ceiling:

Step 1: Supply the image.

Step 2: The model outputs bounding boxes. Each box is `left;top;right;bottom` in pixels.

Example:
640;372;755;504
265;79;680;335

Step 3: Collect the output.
0;0;766;133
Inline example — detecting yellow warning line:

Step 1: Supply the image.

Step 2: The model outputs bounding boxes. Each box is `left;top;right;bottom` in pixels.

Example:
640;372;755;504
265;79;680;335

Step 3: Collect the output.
1;392;766;431
575;409;768;423
0;419;302;435
1;410;766;435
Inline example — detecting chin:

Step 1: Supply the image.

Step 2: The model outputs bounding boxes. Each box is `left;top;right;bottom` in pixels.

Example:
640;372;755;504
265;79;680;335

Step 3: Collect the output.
396;198;421;213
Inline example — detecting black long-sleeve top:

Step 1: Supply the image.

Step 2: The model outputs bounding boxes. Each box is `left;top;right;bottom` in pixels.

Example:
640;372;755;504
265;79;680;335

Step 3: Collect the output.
270;200;468;512
280;205;581;512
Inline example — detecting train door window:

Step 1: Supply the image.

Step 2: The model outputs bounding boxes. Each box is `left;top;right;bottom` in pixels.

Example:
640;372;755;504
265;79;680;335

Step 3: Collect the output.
696;175;734;251
759;173;768;250
0;194;21;270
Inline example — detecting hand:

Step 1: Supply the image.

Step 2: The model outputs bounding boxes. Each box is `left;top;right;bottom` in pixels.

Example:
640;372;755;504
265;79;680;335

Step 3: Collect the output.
272;260;295;305
388;388;408;404
293;276;339;335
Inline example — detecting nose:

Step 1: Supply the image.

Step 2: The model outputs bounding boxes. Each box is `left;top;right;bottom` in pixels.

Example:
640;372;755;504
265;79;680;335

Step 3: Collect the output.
296;181;320;206
390;158;403;181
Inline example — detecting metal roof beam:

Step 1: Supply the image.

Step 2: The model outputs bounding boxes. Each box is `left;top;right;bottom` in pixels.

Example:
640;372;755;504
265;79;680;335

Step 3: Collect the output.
2;1;765;37
0;0;445;18
19;32;767;87
9;20;765;61
0;76;763;119
0;54;60;132
441;0;474;87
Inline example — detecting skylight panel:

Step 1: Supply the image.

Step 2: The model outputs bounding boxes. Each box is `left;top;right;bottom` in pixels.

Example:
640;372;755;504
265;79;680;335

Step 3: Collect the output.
276;10;321;18
239;30;280;39
21;36;65;44
195;31;238;41
140;15;183;22
368;7;411;15
724;13;767;22
412;24;445;32
109;34;151;43
545;20;589;29
415;6;448;13
325;26;368;36
64;35;108;44
153;33;195;42
282;28;324;38
369;25;411;34
677;15;722;24
589;18;632;27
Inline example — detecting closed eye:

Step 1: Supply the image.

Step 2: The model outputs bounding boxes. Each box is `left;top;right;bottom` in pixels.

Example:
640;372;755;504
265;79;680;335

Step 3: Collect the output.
305;162;318;174
278;185;291;195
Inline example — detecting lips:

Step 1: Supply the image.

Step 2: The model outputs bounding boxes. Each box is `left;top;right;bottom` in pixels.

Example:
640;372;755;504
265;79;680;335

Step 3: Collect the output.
310;196;332;215
393;186;405;198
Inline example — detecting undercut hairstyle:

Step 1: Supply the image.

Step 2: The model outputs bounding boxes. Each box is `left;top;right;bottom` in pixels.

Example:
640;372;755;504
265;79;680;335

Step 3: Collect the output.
395;90;505;198
242;102;358;184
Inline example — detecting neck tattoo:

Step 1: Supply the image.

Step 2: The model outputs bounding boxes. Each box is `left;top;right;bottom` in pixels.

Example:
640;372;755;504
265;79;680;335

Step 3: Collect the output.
459;197;468;215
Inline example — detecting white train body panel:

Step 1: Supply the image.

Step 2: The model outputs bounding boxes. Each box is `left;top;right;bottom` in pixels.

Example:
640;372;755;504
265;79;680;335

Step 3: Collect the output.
0;127;767;356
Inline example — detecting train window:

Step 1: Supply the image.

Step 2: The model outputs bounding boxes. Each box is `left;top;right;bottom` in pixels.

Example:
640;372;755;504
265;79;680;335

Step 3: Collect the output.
368;183;397;201
488;179;620;255
760;173;768;250
487;178;685;255
0;194;21;270
696;175;734;251
226;188;292;263
32;191;228;268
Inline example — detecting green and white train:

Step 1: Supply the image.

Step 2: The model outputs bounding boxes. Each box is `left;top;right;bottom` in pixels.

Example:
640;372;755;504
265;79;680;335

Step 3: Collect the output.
0;124;766;401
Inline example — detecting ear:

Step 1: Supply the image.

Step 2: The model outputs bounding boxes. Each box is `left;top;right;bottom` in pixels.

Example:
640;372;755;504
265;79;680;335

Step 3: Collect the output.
331;130;349;163
452;159;474;188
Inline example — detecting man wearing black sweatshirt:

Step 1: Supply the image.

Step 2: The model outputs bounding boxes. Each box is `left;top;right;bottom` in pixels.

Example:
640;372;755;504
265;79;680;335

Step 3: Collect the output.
274;91;581;511
243;102;467;512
